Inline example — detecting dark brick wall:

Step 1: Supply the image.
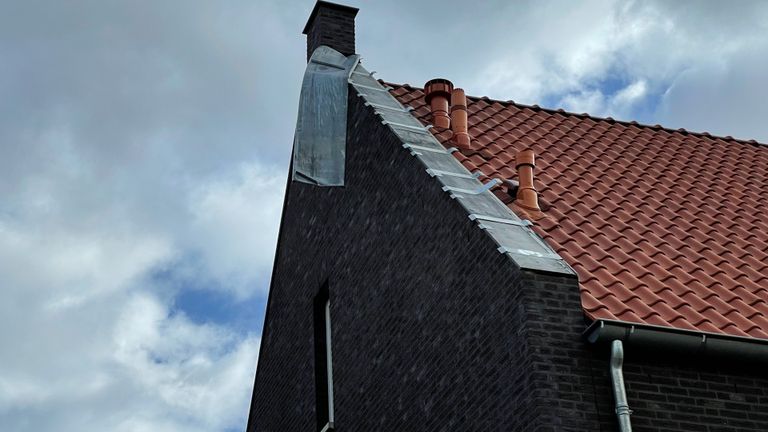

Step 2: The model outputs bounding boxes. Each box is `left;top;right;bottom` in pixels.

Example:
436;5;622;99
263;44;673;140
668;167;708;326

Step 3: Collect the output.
246;87;768;431
519;269;768;432
304;3;357;61
590;346;768;431
246;89;561;431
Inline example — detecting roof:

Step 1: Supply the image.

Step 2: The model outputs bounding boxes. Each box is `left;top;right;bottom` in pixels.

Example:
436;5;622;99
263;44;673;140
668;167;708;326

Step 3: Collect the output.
390;84;768;339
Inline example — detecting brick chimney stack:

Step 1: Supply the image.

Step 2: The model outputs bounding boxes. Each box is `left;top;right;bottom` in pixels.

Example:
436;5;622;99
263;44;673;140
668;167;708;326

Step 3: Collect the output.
302;1;359;62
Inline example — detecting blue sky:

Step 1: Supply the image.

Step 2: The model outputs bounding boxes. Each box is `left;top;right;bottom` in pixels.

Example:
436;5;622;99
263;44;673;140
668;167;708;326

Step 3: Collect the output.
1;1;767;431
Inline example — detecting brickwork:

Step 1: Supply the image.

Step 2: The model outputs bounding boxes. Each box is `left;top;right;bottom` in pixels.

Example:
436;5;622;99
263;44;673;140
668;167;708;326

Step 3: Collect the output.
246;86;768;431
247;90;551;431
593;349;768;431
520;269;768;431
303;3;357;61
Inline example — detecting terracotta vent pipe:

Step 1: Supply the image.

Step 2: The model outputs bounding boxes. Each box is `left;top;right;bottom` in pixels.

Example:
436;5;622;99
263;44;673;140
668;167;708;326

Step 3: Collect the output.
450;88;471;149
424;78;453;129
515;149;541;213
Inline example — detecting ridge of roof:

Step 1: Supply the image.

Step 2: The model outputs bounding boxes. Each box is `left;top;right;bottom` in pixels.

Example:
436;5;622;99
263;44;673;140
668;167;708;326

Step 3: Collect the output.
384;81;767;148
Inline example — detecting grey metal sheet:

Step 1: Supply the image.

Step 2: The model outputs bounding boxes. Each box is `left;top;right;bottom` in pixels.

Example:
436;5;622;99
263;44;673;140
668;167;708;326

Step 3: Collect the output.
414;151;469;174
395;129;444;148
348;70;381;89
376;109;425;128
506;252;575;274
434;174;484;191
478;220;556;257
292;46;360;186
352;86;401;109
450;192;515;220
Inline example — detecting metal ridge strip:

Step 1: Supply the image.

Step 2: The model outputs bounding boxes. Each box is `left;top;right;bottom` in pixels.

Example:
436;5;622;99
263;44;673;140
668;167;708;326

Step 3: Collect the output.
381;120;429;133
426;168;474;178
352;82;392;92
402;143;448;154
469;214;532;226
498;247;563;260
350;61;573;276
364;102;409;112
442;179;500;195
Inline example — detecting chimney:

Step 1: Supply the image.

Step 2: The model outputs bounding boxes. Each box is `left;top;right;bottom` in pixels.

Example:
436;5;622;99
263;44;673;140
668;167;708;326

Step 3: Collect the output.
424;78;453;130
450;88;471;149
514;149;541;214
303;1;359;61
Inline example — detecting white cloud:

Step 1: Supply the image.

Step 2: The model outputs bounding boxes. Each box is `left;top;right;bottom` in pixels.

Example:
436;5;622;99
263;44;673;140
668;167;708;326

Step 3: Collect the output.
2;0;768;431
184;163;285;299
0;1;292;430
450;0;768;141
0;208;261;430
111;293;259;431
560;80;648;118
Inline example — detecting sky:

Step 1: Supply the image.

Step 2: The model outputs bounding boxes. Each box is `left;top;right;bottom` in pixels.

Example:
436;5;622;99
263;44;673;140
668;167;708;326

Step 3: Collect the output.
1;1;767;431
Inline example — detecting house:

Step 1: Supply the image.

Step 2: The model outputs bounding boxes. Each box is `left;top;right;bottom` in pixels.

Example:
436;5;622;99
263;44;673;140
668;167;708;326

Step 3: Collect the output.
246;2;768;431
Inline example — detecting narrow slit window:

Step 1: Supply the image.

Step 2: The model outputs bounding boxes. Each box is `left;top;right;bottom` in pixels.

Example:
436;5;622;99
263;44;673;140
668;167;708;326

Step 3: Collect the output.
314;284;335;431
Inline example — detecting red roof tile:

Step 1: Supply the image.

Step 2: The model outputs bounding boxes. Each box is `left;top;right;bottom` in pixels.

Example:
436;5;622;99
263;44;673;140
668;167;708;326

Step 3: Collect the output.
389;84;768;339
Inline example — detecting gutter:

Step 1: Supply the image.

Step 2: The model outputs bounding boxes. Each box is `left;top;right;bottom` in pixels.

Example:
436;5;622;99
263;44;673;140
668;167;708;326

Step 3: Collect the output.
586;319;768;432
585;319;768;363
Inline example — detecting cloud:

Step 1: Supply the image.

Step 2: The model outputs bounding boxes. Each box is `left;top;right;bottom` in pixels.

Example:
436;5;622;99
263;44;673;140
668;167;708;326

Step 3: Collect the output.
0;0;296;430
656;44;768;141
365;0;767;141
2;0;768;431
183;163;285;299
0;290;258;432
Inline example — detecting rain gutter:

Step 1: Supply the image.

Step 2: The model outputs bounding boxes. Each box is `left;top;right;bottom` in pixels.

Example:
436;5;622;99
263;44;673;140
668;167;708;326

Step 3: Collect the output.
586;319;768;432
585;319;768;363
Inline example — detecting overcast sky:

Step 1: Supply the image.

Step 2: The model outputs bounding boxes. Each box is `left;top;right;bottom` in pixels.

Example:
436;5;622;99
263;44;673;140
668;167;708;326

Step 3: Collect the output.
1;1;767;431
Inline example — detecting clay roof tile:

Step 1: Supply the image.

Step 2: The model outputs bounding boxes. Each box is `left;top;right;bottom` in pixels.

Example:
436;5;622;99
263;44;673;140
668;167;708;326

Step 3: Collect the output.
391;83;768;340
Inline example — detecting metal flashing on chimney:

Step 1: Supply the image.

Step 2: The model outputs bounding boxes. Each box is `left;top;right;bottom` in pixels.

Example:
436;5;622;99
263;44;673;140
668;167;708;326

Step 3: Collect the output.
292;46;360;186
347;60;575;275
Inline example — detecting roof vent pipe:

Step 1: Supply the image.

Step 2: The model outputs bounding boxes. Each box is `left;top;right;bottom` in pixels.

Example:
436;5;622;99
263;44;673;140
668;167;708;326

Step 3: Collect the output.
450;88;471;149
610;340;633;432
424;79;453;129
514;149;541;212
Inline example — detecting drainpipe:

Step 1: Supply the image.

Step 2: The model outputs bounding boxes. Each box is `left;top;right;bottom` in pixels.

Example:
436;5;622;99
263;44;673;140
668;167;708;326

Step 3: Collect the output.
610;340;632;432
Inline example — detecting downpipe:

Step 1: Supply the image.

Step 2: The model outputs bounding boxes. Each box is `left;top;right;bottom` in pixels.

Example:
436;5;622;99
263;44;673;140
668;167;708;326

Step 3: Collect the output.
610;340;632;432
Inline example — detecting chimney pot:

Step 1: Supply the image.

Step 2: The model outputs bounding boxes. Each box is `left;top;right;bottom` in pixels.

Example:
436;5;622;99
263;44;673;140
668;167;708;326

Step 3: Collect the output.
450;88;471;149
303;1;359;62
424;78;453;130
515;149;541;213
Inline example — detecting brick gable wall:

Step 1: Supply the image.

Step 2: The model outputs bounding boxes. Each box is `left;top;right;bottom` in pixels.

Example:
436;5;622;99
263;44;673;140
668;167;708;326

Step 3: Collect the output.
247;89;553;431
246;87;768;431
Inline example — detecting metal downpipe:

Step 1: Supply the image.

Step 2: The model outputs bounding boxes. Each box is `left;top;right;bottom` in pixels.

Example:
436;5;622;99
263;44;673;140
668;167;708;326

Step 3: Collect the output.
610;340;632;432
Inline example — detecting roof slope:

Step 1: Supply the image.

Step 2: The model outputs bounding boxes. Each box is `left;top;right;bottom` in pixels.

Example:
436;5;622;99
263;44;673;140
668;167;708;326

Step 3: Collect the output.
391;84;768;339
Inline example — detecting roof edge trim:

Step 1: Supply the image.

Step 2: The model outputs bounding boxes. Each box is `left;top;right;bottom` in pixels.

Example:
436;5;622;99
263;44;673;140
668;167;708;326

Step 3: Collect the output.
349;65;575;275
